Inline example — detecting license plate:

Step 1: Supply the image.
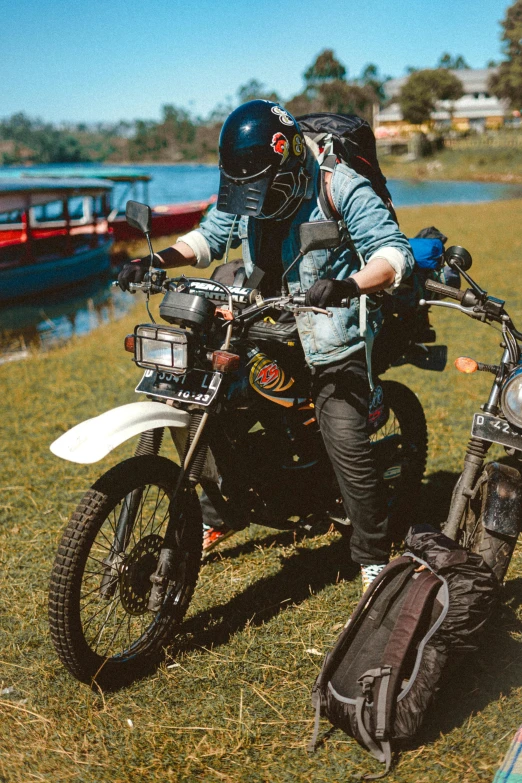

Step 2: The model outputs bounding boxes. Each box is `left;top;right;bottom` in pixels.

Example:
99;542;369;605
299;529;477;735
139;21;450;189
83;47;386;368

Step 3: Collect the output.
135;368;221;406
471;412;522;450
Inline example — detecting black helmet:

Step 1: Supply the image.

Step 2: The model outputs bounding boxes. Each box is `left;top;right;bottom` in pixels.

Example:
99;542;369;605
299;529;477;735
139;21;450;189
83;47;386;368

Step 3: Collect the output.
218;100;309;220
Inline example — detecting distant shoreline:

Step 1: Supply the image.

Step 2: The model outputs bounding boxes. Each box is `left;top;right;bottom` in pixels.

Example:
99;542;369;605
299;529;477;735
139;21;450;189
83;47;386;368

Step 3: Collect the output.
3;159;522;187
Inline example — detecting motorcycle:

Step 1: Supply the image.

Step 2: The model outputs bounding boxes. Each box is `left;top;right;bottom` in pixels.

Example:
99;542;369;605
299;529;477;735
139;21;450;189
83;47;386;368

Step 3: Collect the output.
421;249;522;581
48;201;439;687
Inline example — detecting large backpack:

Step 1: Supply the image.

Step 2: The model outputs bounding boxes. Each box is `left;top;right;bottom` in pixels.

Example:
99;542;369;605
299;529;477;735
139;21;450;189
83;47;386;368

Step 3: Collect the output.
297;112;397;222
308;525;499;779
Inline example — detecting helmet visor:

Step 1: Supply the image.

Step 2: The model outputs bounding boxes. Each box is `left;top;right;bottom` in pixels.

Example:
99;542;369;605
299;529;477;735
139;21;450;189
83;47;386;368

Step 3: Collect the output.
217;166;273;217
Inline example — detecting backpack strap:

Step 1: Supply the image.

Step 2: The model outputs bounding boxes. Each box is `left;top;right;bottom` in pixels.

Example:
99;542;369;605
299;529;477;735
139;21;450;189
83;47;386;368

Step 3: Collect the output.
324;557;414;678
355;689;393;779
317;163;377;391
308;557;415;754
371;570;442;738
318;168;338;222
354;570;441;777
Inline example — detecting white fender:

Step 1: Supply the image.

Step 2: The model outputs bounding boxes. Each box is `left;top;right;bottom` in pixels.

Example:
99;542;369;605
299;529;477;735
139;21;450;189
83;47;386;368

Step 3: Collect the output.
50;401;190;464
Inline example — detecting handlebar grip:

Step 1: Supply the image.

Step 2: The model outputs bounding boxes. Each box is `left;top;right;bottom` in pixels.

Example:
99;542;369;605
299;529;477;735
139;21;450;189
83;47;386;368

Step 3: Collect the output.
424;279;464;301
291;294;351;307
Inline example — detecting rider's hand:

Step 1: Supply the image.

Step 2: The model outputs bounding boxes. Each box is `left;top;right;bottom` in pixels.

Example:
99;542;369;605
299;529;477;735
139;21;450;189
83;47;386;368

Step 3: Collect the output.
304;277;360;309
118;257;149;292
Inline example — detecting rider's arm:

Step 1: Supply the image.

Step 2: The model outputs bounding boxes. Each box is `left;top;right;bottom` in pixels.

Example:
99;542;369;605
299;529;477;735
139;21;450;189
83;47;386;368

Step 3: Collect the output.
352;257;396;294
141;206;242;270
151;241;197;268
329;167;414;292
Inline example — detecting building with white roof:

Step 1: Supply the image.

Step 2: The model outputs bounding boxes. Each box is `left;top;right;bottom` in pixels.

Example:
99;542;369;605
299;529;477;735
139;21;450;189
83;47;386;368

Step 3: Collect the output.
375;68;509;134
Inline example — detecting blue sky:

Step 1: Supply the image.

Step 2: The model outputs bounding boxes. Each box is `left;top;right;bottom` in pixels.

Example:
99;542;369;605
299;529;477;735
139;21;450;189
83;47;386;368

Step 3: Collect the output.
0;0;510;124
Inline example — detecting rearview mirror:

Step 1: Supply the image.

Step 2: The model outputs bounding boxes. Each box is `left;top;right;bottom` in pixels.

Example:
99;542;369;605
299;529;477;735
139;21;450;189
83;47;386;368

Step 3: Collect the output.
444;245;472;272
299;220;340;255
126;200;152;235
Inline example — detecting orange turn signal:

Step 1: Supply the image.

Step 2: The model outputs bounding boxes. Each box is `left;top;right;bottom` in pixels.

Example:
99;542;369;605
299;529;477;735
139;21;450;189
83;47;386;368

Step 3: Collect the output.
212;350;240;373
124;334;135;353
455;356;478;374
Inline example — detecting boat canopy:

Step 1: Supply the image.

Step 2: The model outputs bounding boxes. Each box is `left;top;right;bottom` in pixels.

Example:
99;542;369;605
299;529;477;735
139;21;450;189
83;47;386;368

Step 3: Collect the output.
0;178;113;213
20;166;151;183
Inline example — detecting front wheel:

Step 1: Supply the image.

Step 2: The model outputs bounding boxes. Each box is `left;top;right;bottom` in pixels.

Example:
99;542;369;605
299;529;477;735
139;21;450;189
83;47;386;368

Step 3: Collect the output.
48;455;202;687
458;473;517;583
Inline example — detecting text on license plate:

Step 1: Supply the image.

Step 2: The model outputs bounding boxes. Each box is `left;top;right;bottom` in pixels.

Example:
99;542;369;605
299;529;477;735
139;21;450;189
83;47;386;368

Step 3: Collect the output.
471;412;522;450
135;369;221;406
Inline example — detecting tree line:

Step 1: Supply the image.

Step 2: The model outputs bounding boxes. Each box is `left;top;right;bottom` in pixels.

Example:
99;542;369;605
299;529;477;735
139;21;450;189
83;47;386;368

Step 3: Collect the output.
0;51;390;166
2;0;522;165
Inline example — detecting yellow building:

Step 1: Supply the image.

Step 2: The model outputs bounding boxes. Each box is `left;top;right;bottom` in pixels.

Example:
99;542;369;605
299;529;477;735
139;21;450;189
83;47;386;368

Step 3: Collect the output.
375;68;508;136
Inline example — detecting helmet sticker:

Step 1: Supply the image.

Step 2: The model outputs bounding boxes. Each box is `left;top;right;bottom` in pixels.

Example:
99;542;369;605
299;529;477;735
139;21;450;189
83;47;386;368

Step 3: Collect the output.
271;106;294;126
292;134;304;157
271;132;289;163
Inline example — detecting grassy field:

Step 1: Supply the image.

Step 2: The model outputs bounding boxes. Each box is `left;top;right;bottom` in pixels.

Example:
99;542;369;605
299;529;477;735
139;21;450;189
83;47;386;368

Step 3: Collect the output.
2;200;522;782
381;145;522;184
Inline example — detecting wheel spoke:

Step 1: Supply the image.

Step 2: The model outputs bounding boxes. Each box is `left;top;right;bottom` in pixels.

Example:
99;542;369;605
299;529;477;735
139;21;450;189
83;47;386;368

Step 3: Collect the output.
79;486;171;659
49;457;202;685
82;594;119;636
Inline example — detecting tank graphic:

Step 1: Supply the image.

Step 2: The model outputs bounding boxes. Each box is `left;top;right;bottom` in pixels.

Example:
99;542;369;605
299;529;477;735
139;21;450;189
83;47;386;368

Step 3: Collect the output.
248;350;305;407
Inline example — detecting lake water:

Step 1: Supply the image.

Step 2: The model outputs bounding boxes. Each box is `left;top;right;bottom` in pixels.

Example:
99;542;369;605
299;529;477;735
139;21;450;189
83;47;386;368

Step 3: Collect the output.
2;163;522;361
4;162;522;208
111;165;522;207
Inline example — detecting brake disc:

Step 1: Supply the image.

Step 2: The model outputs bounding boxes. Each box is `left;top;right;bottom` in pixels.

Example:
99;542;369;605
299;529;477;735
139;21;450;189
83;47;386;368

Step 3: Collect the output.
119;534;163;615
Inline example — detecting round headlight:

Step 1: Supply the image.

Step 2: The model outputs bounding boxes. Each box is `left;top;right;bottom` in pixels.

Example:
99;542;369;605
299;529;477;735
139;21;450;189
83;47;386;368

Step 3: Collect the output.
501;366;522;429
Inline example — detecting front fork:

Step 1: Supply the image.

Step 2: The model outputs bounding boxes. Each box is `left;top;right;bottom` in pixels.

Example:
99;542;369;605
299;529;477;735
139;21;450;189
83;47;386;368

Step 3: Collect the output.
99;428;164;598
147;410;209;612
443;436;491;541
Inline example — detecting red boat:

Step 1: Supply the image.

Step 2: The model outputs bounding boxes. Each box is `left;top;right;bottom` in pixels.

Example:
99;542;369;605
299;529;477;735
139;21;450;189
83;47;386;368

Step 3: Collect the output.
21;167;217;243
0;178;114;302
109;196;217;241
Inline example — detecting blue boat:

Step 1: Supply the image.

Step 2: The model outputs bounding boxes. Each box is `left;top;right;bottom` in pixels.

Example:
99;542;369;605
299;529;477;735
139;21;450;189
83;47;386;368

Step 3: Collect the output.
0;178;114;302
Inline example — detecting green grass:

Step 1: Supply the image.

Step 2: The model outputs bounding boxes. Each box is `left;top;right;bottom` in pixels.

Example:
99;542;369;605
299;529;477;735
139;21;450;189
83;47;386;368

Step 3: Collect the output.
2;200;522;782
382;146;522;184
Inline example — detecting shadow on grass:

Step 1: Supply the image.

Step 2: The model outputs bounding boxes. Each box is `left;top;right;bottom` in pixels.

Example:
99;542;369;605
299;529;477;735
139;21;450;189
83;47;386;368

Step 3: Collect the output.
205;469;461;564
182;467;522;748
417;470;458;528
180;469;462;655
179;535;359;652
203;521;333;564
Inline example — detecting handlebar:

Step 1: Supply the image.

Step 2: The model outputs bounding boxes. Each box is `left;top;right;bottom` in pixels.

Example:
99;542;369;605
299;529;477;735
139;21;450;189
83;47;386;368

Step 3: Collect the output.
116;275;349;319
424;279;465;302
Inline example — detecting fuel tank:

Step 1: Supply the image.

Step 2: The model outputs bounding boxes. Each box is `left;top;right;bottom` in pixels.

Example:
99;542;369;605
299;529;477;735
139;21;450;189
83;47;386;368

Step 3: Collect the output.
226;335;311;409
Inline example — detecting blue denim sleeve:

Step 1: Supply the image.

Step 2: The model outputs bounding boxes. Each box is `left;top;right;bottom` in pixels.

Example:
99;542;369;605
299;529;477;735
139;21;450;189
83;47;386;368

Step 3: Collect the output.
332;166;415;280
197;206;242;261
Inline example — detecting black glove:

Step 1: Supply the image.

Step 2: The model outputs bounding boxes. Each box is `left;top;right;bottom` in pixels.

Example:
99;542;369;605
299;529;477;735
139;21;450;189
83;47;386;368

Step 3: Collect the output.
118;257;149;292
304;277;360;309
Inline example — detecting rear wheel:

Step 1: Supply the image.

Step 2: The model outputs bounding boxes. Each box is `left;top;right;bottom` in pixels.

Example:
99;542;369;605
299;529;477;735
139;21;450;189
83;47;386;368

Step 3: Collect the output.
48;455;202;687
370;380;428;540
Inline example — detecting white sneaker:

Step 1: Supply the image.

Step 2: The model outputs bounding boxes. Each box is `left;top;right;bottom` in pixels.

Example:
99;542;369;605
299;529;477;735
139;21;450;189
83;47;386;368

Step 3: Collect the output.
361;563;387;593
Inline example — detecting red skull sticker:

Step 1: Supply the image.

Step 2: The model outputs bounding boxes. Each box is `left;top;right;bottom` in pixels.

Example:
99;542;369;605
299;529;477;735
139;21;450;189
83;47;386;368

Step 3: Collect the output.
271;132;289;163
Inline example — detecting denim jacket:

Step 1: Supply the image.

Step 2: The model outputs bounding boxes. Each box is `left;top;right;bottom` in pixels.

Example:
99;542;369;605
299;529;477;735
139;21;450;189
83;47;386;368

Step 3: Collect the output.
188;146;414;367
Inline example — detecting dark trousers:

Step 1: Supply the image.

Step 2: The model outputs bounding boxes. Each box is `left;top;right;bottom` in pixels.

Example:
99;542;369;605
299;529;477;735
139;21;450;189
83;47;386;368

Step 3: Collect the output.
312;352;389;565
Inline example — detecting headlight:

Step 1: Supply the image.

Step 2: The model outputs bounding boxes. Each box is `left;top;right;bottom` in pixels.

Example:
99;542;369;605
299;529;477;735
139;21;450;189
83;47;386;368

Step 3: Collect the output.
134;325;189;373
501;366;522;429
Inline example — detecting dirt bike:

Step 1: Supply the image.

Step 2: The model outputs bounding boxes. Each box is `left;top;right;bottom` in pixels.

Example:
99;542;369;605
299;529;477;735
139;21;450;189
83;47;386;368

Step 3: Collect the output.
422;246;522;582
48;201;438;687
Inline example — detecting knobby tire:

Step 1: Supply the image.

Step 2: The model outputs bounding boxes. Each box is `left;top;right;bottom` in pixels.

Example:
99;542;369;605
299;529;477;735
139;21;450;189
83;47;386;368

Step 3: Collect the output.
48;455;202;688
